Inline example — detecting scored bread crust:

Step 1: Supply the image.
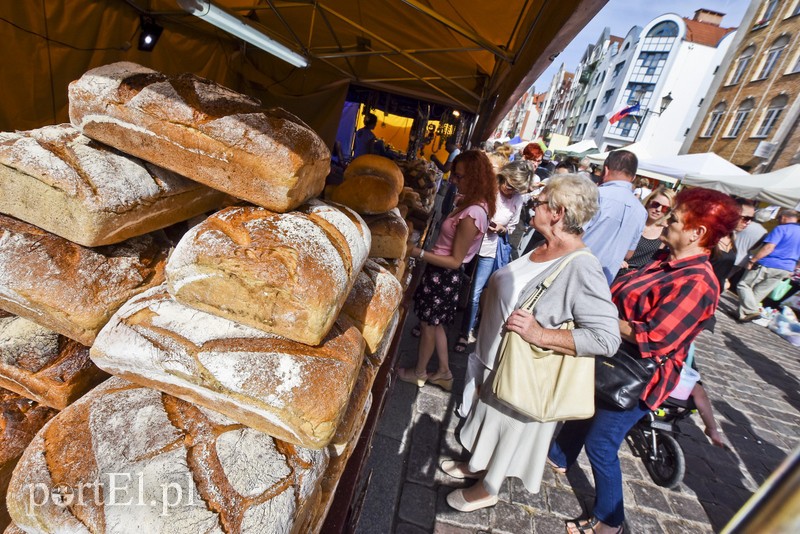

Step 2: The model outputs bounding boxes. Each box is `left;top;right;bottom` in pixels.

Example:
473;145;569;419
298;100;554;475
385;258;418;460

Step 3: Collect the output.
0;124;227;247
6;377;328;534
340;260;403;353
89;285;365;449
165;204;367;346
0;214;168;346
0;316;108;409
68;62;330;213
362;208;410;259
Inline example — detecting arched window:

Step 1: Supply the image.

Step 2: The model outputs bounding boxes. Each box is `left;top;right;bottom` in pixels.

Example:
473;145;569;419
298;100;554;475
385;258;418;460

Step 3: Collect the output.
728;45;756;85
647;21;679;38
755;95;788;137
756;35;790;79
702;102;727;137
725;99;755;137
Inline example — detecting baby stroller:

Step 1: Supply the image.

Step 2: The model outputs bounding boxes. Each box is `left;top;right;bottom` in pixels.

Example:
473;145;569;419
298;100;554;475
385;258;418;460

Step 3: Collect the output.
625;395;696;489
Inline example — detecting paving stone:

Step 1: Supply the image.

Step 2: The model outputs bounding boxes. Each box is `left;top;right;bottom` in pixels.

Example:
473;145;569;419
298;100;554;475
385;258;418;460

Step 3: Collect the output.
432;522;479;534
489;499;533;534
376;378;419;442
508;479;548;511
623;510;663;534
396;522;429;534
398;482;438;530
662;518;713;534
546;486;586;518
667;493;710;523
698;499;738;532
627;481;670;512
354;434;404;534
416;390;452;423
534;514;571;534
406;415;443;487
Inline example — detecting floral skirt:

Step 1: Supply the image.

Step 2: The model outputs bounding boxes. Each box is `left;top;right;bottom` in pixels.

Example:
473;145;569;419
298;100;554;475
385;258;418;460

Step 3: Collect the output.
413;264;463;326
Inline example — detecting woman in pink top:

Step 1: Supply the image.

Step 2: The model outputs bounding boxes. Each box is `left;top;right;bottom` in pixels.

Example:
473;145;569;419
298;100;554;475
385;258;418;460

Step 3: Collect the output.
398;150;497;391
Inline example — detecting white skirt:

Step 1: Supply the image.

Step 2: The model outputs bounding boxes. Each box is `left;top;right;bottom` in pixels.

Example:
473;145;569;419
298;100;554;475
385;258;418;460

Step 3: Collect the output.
459;391;556;496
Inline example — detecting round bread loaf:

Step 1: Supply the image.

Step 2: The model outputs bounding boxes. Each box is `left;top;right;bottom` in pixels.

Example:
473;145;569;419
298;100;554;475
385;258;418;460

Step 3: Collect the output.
328;155;403;214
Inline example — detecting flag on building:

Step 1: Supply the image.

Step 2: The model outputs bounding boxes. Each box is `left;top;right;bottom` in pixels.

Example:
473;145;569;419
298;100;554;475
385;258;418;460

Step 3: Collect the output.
608;103;640;125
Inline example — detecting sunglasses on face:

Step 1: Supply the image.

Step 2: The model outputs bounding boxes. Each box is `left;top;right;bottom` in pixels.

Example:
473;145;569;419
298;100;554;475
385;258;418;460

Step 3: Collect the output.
647;201;671;215
740;215;754;222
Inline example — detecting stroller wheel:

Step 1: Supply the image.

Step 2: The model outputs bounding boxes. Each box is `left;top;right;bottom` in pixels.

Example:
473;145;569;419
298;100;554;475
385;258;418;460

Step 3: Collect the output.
643;433;685;489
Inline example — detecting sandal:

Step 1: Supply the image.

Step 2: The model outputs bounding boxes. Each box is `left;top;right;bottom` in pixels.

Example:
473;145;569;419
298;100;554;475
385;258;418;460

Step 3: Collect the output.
565;517;623;534
397;367;427;387
453;337;468;353
547;457;567;474
427;371;453;391
411;324;421;338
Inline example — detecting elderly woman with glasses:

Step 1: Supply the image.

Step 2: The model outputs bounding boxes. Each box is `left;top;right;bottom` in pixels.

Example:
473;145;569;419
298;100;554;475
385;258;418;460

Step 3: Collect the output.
440;174;620;512
615;186;676;278
550;187;740;534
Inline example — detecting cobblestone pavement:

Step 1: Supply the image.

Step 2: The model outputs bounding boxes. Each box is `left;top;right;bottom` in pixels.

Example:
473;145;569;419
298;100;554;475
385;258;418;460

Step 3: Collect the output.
352;289;800;534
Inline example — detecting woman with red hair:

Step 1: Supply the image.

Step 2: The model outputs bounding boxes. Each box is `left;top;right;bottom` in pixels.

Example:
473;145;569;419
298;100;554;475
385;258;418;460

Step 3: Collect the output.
549;188;740;534
398;150;497;390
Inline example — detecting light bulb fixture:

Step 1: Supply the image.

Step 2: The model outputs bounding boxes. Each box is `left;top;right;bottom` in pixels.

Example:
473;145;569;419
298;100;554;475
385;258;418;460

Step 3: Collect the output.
178;0;308;68
451;110;461;118
137;16;163;52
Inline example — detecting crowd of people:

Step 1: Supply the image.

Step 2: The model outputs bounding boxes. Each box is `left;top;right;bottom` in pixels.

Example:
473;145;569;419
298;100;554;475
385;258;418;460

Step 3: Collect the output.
396;140;800;532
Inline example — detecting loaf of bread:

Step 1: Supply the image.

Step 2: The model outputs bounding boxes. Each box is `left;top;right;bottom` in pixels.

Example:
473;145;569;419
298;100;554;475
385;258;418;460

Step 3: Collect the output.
4;522;23;534
1;388;57;530
362;208;409;259
0;124;227;247
69;62;330;212
6;377;328;533
166;203;368;345
370;257;407;285
341;260;403;353
0;315;108;409
327;155;403;214
0;215;168;346
368;308;401;367
90;284;365;448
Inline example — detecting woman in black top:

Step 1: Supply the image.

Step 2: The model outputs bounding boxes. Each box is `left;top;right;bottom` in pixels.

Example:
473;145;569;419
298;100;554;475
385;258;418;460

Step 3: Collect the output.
616;186;676;278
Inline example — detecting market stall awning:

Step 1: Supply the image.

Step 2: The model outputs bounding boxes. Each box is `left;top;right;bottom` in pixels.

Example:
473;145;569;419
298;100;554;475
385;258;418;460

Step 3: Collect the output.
640;153;748;181
0;0;608;146
683;165;800;209
562;139;598;154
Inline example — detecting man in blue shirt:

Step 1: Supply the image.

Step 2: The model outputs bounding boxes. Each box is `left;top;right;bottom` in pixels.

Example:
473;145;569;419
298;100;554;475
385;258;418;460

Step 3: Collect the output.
353;113;379;157
582;150;648;283
737;208;800;321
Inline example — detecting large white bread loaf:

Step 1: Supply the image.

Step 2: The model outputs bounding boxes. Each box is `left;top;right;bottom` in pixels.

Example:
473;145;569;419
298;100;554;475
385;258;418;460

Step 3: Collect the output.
90;284;365;448
328;155;403;214
0;215;168;346
0;124;227;247
0;315;108;409
6;377;328;533
362;208;409;259
340;260;403;353
165;203;368;345
0;388;57;530
69;61;330;212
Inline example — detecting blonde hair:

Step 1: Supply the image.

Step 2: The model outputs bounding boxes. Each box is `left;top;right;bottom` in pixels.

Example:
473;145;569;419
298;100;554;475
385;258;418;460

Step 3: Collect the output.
642;186;677;222
541;174;599;234
498;160;534;194
494;144;513;158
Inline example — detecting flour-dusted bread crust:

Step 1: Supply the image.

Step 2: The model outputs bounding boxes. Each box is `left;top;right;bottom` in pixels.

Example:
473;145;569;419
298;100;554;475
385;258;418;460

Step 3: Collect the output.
0;124;227;247
69;62;330;213
6;377;328;533
90;285;365;449
0;215;168;346
362;208;409;259
0;316;108;409
327;155;403;215
166;204;367;345
0;388;57;530
341;260;403;353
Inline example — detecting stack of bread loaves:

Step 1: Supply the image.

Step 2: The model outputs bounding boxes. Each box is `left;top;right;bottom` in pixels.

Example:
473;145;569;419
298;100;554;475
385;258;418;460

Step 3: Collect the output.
3;61;409;532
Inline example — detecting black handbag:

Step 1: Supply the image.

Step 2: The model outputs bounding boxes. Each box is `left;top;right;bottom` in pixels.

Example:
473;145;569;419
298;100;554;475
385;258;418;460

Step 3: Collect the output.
595;341;664;410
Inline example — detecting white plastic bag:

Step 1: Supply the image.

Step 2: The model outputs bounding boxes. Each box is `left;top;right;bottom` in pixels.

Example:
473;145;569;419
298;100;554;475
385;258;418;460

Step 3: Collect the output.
768;306;800;347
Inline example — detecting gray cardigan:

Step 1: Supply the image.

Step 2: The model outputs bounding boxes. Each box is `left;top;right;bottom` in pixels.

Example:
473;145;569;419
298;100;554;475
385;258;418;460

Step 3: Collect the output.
514;250;621;358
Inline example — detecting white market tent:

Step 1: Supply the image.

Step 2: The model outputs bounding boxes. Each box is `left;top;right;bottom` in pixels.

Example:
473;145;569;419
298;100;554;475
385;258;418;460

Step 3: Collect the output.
586;143;680;183
562;139;598;153
683;164;800;209
639;152;748;181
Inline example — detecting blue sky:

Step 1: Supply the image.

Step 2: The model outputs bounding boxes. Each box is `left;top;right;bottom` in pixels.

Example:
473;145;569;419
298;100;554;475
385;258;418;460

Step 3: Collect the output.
533;0;752;91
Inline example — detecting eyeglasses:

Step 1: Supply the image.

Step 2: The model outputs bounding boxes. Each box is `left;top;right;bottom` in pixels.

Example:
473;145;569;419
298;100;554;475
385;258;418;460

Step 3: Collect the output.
646;201;671;215
530;198;548;209
740;215;754;222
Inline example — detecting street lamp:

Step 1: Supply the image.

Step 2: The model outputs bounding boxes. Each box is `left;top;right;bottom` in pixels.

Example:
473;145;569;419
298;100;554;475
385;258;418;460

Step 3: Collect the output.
633;92;673;142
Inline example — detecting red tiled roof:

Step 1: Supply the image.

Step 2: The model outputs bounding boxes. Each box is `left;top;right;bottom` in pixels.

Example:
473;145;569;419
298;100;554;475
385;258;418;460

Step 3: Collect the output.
683;18;736;47
609;35;624;45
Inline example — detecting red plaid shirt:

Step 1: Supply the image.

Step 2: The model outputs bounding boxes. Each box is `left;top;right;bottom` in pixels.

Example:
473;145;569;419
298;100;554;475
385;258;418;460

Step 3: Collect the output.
611;250;719;409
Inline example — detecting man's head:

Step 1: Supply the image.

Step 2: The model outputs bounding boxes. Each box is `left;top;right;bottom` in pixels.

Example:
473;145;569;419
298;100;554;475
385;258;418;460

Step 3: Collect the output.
603;149;638;183
735;198;757;231
579;157;591;171
364;113;378;129
779;208;800;224
445;139;458;153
